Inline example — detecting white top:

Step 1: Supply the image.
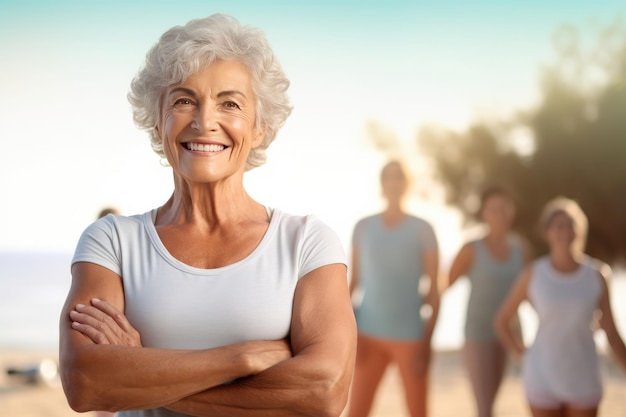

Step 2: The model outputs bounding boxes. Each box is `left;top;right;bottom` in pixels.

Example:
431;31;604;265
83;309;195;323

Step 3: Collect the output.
72;207;346;350
523;256;603;402
72;208;347;417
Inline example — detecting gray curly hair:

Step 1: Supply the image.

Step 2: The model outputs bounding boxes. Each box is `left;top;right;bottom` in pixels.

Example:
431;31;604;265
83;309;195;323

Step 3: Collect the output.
128;14;292;170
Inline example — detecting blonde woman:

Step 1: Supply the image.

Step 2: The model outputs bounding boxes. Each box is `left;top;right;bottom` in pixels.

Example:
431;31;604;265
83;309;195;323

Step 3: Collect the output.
495;197;626;417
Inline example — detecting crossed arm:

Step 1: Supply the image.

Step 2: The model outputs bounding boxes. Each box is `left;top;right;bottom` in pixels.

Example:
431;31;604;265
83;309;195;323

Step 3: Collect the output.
60;262;357;416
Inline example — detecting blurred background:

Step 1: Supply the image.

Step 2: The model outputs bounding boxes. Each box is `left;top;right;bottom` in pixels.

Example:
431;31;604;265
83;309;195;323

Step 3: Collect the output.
0;0;625;415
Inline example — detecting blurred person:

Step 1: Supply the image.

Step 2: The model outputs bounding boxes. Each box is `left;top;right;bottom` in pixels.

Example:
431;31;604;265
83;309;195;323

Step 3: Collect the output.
59;13;356;417
97;206;121;218
495;197;626;417
446;185;531;417
348;160;439;417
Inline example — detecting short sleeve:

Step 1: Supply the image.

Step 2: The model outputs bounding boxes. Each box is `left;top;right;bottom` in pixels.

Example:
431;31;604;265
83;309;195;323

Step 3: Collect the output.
71;215;122;276
298;215;347;279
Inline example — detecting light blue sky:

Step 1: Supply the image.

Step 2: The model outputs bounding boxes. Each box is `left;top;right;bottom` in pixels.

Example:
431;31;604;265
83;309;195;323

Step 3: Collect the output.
0;1;623;255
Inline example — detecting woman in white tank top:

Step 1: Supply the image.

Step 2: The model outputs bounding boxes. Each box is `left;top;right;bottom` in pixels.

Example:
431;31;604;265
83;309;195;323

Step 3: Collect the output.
495;197;626;417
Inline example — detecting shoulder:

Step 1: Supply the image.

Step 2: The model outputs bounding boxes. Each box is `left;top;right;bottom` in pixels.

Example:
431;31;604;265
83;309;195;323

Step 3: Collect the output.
582;256;611;290
272;209;341;242
407;214;433;227
451;241;476;270
511;233;533;262
80;211;146;240
272;209;347;277
273;208;329;228
74;211;153;256
457;240;477;257
406;215;437;235
100;210;149;226
351;214;379;239
583;256;611;275
354;214;378;228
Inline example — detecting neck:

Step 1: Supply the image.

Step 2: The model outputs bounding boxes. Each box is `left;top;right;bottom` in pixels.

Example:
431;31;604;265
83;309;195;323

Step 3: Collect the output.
485;229;509;242
380;201;406;226
157;175;263;227
549;247;582;273
383;201;404;217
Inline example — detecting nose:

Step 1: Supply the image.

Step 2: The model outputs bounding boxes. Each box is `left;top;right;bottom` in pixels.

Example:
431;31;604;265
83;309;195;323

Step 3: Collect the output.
191;103;218;133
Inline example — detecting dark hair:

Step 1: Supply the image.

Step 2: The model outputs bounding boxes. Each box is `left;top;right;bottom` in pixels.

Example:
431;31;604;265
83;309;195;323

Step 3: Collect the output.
476;184;514;219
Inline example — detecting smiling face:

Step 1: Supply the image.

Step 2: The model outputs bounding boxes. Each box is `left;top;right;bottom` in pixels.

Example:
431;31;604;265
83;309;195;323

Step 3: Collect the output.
157;59;265;185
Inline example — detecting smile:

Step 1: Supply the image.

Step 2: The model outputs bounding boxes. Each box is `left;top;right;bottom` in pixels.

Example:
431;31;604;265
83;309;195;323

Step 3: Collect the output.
184;143;226;152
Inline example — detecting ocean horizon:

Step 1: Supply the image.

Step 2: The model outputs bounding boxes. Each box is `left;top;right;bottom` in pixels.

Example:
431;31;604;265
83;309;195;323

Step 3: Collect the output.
1;251;625;352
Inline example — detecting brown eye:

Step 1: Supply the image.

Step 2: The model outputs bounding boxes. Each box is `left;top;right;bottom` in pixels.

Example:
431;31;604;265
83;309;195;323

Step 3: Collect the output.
223;101;241;109
174;98;193;106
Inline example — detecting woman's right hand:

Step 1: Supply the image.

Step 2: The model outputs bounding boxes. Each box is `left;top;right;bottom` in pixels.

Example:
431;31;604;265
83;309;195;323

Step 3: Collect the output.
69;298;142;347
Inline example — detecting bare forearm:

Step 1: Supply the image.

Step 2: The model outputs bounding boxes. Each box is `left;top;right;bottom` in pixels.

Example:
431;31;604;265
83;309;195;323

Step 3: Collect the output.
495;320;525;355
606;328;626;372
167;352;351;417
424;299;440;343
61;343;257;412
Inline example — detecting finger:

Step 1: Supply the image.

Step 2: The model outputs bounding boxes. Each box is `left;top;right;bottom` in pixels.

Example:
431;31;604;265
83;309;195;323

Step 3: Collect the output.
91;298;136;333
70;306;108;328
71;320;110;345
73;304;123;341
75;301;141;347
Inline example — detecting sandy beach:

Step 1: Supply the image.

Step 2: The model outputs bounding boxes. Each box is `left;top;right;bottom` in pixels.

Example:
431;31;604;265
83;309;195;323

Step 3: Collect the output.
1;349;624;417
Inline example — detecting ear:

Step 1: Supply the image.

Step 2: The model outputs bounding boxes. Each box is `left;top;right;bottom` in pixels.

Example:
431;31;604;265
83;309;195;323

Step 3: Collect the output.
251;124;266;149
154;125;161;140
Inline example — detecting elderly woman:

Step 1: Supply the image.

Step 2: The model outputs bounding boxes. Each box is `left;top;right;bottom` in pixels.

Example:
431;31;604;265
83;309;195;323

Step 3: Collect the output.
59;14;356;417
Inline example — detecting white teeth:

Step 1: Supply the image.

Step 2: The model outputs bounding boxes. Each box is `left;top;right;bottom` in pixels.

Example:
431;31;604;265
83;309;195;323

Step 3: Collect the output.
186;143;225;152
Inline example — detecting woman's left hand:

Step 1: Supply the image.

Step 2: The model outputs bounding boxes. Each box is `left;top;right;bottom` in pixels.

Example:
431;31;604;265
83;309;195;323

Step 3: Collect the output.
69;298;142;347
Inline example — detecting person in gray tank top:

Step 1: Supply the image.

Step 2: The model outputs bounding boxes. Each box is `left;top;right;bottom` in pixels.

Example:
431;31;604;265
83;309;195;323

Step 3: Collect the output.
446;186;531;417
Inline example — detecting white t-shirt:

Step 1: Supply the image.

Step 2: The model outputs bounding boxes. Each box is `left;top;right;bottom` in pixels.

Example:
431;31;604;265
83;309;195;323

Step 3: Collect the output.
72;207;347;350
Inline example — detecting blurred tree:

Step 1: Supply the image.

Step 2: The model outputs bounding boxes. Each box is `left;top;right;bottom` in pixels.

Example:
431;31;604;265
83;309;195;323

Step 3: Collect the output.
417;18;626;264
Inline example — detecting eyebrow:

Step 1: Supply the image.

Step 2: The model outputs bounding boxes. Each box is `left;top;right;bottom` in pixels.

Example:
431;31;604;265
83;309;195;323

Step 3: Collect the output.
167;87;195;97
217;90;248;100
167;88;247;100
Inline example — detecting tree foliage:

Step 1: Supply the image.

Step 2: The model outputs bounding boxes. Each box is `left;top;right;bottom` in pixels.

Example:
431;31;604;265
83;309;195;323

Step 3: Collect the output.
418;19;626;264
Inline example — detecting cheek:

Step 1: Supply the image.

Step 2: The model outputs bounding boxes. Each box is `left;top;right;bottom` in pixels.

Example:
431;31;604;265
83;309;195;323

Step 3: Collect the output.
160;115;181;156
229;117;250;137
